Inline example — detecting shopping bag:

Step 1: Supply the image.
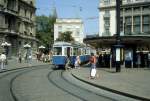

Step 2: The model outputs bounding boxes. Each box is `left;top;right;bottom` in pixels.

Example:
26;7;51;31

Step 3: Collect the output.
91;68;96;77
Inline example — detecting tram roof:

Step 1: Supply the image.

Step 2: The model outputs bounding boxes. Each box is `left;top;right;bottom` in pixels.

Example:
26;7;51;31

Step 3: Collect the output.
53;41;72;46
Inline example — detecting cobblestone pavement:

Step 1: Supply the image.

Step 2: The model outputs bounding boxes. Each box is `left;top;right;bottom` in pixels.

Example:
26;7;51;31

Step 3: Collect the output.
71;67;150;100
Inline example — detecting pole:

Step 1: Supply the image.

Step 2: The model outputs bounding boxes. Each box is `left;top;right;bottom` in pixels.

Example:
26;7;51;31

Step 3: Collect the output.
116;0;121;72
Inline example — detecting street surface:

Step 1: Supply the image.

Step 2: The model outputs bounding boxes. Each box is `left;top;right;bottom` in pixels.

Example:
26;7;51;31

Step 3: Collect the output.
0;64;139;101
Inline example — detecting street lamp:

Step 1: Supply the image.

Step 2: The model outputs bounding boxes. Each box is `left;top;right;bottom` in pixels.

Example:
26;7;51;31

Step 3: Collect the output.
24;44;31;63
1;41;11;64
114;0;124;72
39;45;45;52
38;45;45;49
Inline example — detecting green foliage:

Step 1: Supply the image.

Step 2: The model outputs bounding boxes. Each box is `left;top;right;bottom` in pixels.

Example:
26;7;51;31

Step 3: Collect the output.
56;31;75;42
36;15;56;51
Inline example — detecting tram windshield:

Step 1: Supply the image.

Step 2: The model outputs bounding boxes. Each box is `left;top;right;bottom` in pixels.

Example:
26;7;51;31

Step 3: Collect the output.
64;47;72;56
73;48;78;55
53;47;62;55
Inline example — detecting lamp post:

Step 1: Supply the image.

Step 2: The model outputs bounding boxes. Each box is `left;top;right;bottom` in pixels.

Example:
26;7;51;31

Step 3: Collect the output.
1;41;11;64
38;45;45;53
23;44;31;63
114;0;123;72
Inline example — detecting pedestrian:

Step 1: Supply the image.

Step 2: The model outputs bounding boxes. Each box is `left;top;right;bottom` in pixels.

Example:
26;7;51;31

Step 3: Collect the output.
74;55;81;69
18;52;22;63
148;52;150;68
0;52;6;70
28;54;32;65
137;53;141;68
65;54;71;70
24;52;27;63
89;53;97;79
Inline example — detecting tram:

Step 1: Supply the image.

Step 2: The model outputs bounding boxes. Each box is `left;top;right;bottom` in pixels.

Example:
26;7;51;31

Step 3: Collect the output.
52;41;92;68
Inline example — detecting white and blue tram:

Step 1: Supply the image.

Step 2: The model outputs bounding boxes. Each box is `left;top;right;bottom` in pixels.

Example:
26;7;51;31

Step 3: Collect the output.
52;41;92;68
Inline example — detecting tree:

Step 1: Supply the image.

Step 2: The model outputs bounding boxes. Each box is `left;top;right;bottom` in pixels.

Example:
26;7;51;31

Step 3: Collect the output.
36;15;56;52
56;31;75;42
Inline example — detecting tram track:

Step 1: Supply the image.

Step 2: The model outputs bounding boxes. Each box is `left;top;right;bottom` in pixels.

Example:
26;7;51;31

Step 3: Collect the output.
0;65;49;101
0;65;138;101
47;70;119;101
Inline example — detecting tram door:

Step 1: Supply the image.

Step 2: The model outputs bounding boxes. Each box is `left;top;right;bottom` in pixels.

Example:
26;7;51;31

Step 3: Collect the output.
64;47;71;56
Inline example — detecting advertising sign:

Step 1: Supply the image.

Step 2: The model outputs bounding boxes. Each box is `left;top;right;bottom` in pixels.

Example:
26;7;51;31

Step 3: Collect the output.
116;48;120;61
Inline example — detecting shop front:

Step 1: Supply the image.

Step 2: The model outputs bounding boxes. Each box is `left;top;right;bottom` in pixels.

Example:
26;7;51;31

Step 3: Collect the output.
84;36;150;68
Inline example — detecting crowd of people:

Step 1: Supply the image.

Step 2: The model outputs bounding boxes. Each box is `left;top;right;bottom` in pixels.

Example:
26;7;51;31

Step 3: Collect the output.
65;53;98;79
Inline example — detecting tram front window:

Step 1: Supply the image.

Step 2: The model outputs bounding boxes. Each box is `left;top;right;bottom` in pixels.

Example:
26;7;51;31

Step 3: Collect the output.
73;48;78;55
64;47;72;56
53;47;62;55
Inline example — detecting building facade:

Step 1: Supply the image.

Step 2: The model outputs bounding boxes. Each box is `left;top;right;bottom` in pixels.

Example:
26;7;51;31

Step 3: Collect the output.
54;18;84;43
84;0;150;68
99;0;150;36
0;0;37;56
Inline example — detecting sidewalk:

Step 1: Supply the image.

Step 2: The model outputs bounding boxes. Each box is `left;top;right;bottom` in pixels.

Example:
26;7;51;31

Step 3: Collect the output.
71;67;150;100
0;57;48;72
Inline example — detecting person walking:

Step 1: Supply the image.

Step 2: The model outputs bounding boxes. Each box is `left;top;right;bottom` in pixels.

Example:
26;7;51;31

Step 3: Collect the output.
65;54;71;70
74;55;81;69
28;54;32;65
18;52;22;63
0;52;6;70
148;52;150;68
89;53;97;79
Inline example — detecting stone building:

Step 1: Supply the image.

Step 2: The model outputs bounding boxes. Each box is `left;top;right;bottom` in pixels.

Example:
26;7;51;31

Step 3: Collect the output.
54;18;84;43
0;0;37;56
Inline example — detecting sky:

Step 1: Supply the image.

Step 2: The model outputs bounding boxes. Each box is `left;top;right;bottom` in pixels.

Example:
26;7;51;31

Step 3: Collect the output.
36;0;99;35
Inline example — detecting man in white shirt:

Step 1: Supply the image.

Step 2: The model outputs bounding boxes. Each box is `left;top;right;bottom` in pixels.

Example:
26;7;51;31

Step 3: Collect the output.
0;52;6;70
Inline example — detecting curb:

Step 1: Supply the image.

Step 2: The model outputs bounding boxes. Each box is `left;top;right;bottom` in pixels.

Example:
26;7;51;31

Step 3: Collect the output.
0;64;50;73
71;72;150;101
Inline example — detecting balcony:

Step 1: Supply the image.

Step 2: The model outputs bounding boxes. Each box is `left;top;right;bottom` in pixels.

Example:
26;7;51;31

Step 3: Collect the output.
0;27;18;35
2;8;18;16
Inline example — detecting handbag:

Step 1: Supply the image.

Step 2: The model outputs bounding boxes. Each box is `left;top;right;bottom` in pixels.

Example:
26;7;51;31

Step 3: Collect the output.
91;68;96;77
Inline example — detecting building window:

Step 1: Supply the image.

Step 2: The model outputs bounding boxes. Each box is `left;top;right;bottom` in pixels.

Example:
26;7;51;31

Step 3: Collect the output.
104;0;110;5
104;17;110;36
58;26;62;31
25;9;27;16
134;7;140;12
125;17;132;35
125;8;131;13
18;6;20;13
120;17;123;32
134;16;140;25
143;15;150;33
31;42;33;47
143;6;149;11
75;28;80;36
103;9;110;36
133;16;141;34
30;12;32;19
127;0;132;3
30;1;33;5
18;41;21;46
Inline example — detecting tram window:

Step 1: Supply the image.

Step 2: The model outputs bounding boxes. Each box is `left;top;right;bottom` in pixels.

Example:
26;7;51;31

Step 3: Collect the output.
53;47;62;55
70;48;73;55
64;47;71;56
78;49;82;55
73;48;78;55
